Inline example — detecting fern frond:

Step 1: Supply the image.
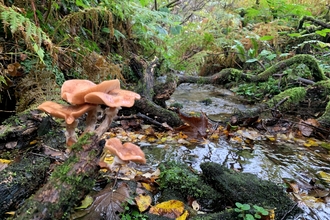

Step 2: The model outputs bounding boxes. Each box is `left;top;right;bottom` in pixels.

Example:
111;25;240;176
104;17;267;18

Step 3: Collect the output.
0;5;53;63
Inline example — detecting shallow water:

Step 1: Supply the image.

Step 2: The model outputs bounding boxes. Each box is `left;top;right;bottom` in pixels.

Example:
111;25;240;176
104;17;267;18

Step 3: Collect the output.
158;83;330;220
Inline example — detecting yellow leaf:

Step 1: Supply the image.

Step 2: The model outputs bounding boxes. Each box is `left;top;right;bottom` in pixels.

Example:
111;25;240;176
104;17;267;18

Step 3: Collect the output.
209;133;219;140
141;182;153;192
265;135;276;141
0;159;12;164
147;137;157;143
318;171;330;183
176;210;189;220
29;140;38;145
135;194;152;212
149;200;185;218
303;139;318;147
5;211;15;216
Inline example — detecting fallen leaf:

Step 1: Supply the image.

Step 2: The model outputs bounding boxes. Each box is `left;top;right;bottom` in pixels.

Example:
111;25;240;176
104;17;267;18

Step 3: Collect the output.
75;195;94;209
299;119;320;137
318;171;330;183
176;210;189;220
73;182;131;220
149;200;185;219
175;111;212;139
135;194;152;212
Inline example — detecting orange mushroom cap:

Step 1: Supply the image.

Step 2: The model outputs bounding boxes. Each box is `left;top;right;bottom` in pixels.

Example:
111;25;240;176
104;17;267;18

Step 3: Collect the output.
37;101;97;124
61;79;121;105
61;79;96;104
84;89;141;107
105;138;146;164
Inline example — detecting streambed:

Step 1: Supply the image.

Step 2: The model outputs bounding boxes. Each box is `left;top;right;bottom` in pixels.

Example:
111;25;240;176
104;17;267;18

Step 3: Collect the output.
143;83;330;220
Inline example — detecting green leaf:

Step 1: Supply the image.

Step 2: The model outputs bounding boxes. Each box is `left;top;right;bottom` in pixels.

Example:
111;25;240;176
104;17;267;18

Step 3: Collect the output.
75;195;93;209
245;213;255;220
139;0;147;7
246;58;258;63
0;76;7;85
170;25;182;35
241;203;251;211
288;33;301;37
260;35;274;41
75;0;89;9
315;29;330;37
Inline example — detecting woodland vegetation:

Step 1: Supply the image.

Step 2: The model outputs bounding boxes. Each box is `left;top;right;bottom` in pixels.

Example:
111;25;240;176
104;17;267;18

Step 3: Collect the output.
0;0;330;219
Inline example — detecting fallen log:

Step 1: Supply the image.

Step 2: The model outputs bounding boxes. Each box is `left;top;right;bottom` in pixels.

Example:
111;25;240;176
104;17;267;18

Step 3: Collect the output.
0;154;51;218
14;133;102;219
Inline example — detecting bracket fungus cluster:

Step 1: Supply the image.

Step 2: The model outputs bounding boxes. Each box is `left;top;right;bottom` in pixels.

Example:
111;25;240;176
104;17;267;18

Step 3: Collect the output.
37;79;141;147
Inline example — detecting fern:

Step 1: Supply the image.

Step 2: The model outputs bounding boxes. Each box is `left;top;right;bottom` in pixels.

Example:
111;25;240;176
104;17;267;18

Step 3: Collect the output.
0;5;52;63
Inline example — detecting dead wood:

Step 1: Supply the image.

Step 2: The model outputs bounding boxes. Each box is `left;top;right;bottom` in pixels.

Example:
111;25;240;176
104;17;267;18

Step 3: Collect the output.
15;133;102;220
298;16;330;29
0;154;51;218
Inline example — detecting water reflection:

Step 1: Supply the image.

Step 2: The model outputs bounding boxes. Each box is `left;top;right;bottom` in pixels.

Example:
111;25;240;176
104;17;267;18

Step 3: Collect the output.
142;139;330;220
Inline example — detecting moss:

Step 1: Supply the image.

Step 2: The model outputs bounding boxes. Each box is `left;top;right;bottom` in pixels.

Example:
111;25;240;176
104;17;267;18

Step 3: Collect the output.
69;132;94;152
254;54;326;82
158;161;223;210
317;96;330;125
200;162;302;219
267;87;306;110
50;155;79;184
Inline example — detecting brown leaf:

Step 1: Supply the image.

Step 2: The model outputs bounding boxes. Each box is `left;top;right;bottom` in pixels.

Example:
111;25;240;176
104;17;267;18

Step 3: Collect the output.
6;62;23;76
298;119;320;137
175;111;211;139
75;182;131;220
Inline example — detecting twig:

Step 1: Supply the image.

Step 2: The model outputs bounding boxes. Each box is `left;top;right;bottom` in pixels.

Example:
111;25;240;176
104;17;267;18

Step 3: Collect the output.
280;203;298;220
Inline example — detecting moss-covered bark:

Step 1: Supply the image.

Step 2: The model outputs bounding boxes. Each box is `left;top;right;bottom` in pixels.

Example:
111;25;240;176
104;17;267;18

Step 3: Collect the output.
266;87;307;110
178;68;243;85
134;98;182;127
0;155;51;218
252;54;326;82
200;162;302;219
158;162;224;211
14;133;101;220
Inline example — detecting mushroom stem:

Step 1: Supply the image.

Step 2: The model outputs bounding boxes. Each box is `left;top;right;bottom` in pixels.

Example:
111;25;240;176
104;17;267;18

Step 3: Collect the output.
65;119;78;147
109;155;128;171
95;107;120;138
85;106;100;132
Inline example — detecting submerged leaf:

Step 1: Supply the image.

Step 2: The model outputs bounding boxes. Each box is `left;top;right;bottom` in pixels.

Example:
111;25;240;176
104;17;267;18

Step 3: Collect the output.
175;111;211;139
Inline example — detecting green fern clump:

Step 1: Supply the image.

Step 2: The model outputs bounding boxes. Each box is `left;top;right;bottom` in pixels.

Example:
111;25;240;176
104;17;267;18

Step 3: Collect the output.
0;5;52;63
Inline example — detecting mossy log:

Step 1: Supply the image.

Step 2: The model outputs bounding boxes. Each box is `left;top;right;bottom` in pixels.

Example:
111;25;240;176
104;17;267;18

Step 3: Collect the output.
251;54;326;82
0;155;51;218
200;162;302;219
134;98;182;127
14;133;102;220
178;54;326;85
178;68;243;85
298;16;330;29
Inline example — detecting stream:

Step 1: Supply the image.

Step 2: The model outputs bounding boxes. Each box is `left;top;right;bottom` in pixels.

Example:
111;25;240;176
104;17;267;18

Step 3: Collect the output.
143;83;330;220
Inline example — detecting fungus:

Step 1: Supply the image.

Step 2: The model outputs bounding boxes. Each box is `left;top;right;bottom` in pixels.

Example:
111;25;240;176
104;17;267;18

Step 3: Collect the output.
37;101;96;146
60;79;134;135
61;79;121;105
104;137;146;171
84;87;140;138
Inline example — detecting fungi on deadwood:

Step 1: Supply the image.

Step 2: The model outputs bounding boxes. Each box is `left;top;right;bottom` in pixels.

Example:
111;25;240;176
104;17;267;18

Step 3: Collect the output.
104;137;146;171
37;101;96;146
